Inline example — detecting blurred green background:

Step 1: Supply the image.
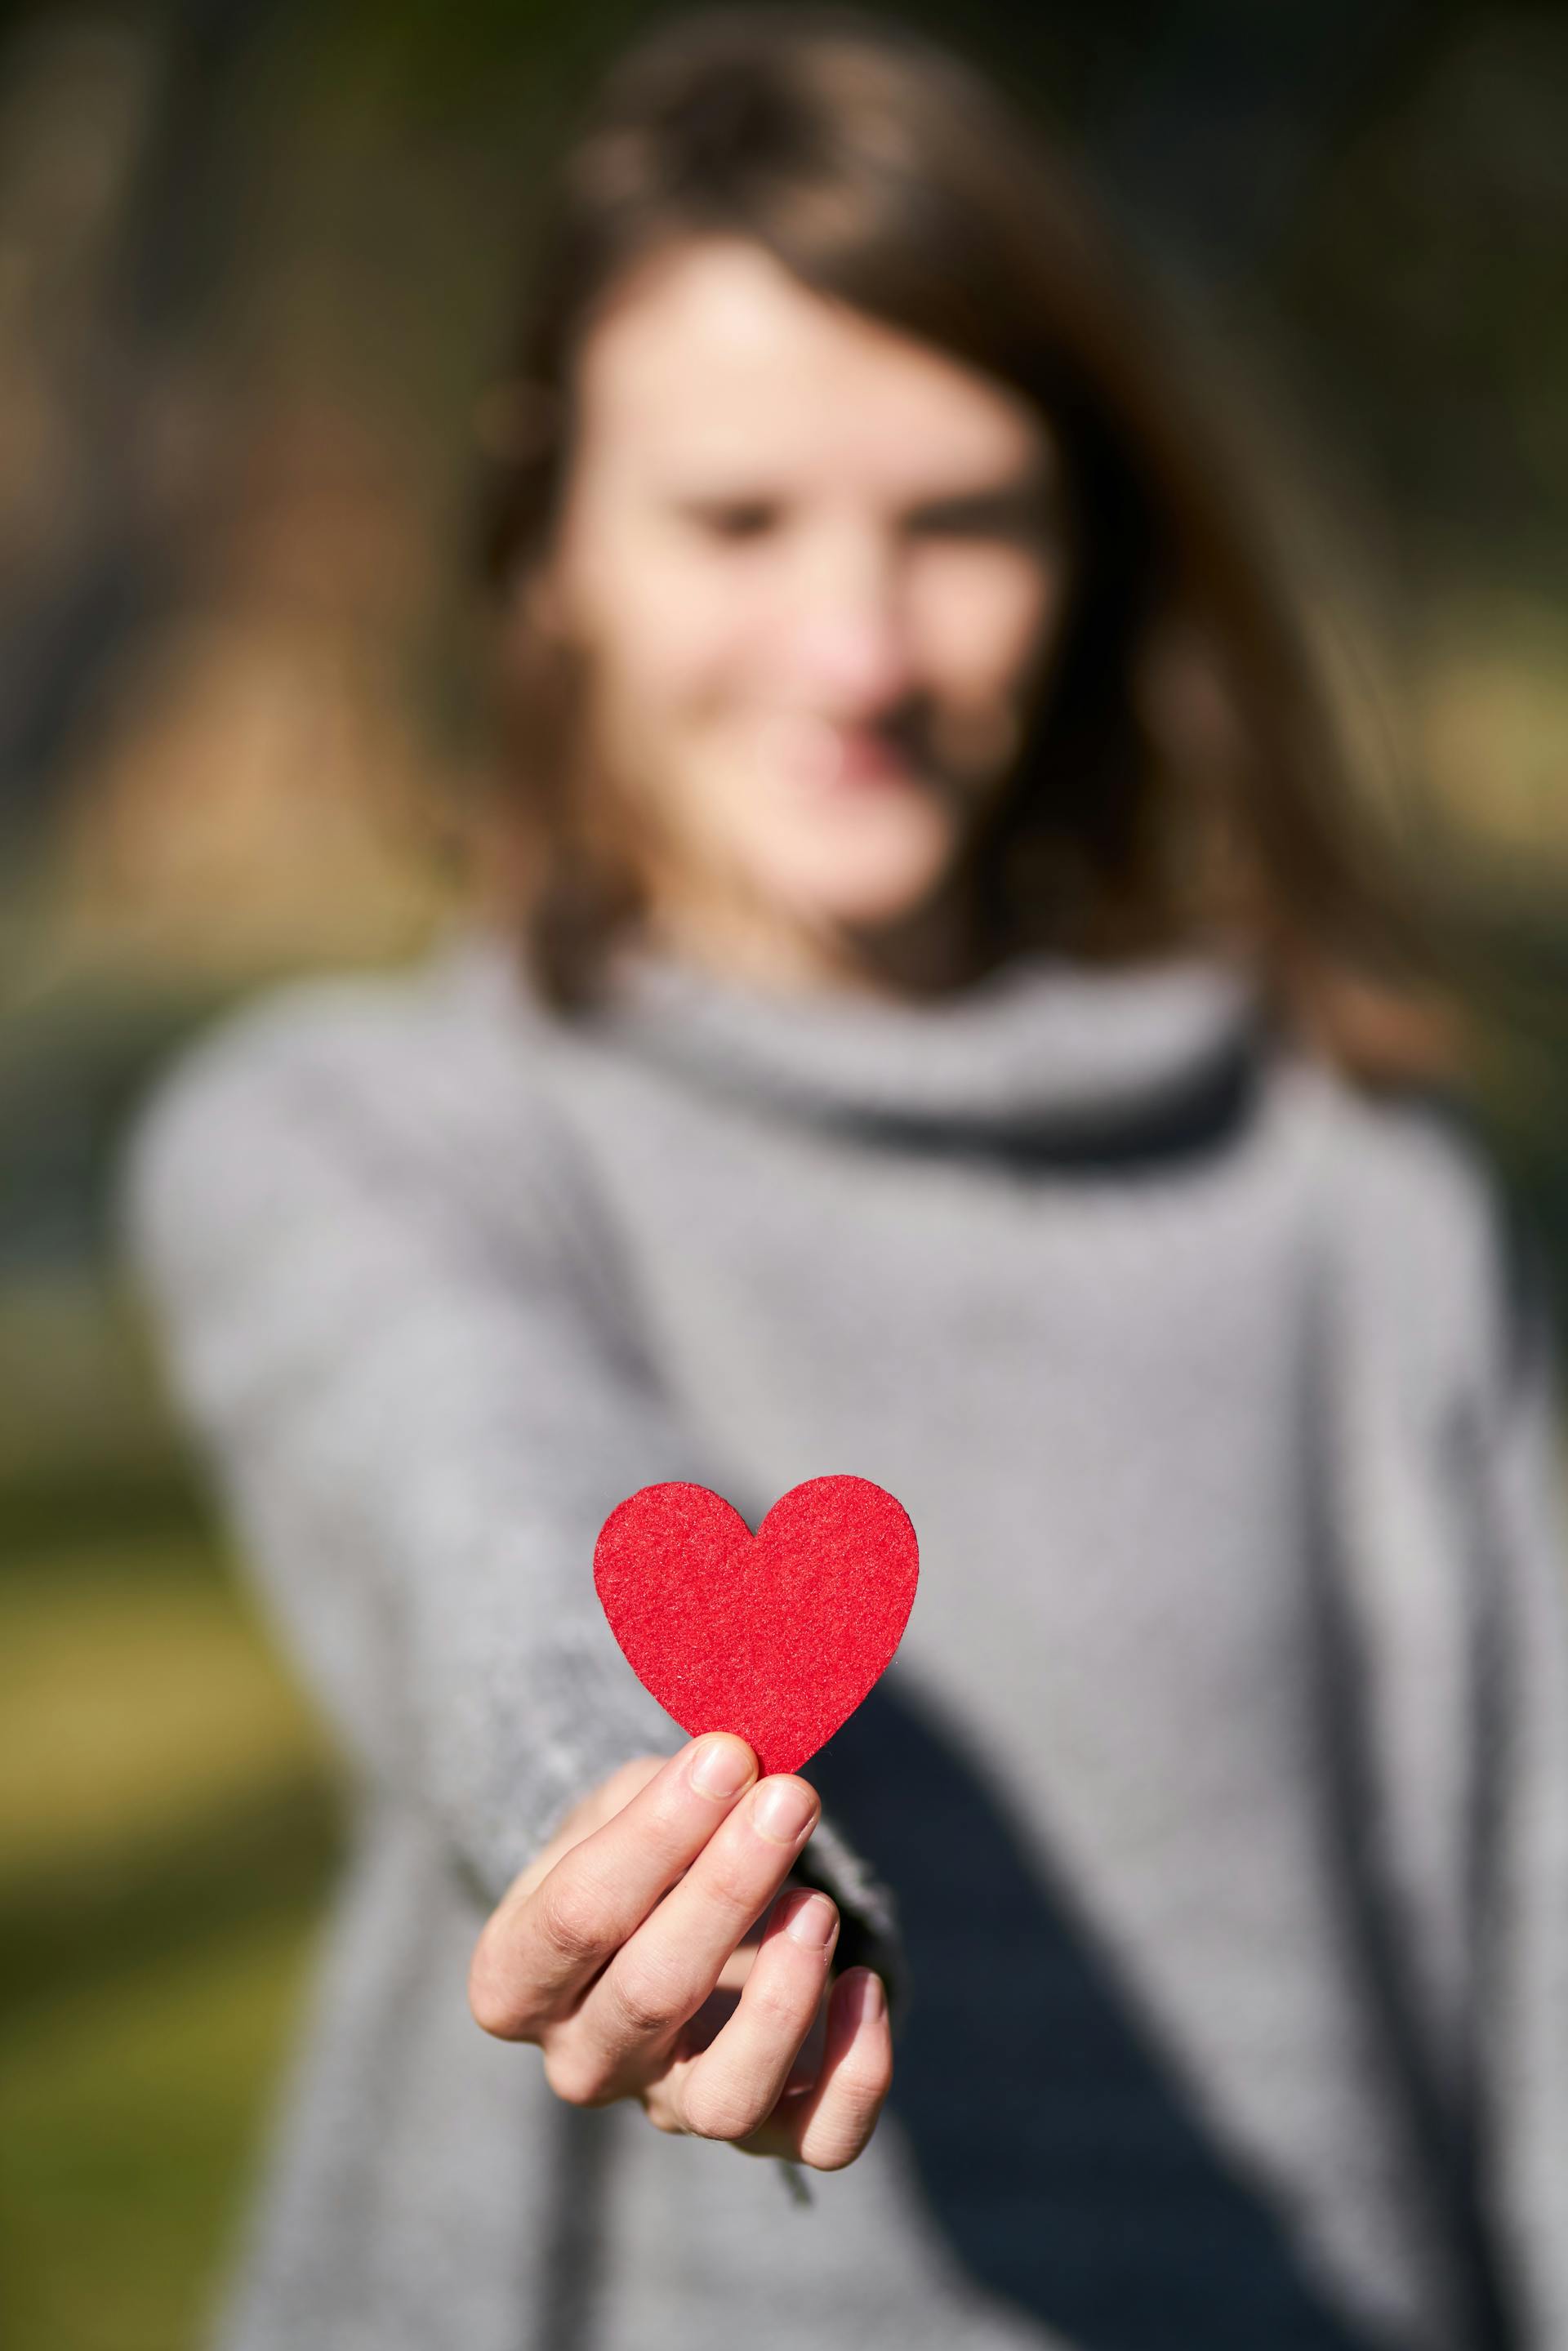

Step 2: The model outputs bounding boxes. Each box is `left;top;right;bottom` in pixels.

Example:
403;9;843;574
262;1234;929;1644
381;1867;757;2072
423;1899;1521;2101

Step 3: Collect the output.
2;2;1566;2345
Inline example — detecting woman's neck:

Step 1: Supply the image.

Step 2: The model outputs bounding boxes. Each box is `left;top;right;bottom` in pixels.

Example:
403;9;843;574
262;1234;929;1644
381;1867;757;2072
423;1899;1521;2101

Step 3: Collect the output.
637;863;998;1005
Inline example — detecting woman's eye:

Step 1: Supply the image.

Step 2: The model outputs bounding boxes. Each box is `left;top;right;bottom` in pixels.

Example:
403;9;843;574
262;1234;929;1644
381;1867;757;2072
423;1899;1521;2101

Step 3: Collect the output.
909;501;1054;547
688;502;778;543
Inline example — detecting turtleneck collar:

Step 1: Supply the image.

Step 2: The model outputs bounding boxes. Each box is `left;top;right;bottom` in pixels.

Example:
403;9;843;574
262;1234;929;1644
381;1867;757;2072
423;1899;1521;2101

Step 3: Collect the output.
442;919;1272;1154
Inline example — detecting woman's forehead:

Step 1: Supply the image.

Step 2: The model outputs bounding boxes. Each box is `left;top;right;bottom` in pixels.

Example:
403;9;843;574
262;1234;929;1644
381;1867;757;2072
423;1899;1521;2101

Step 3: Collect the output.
573;236;1051;493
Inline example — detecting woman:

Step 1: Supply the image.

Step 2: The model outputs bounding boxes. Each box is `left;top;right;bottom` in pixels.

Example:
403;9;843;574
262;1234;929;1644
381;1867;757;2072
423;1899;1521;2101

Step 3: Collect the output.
122;9;1568;2349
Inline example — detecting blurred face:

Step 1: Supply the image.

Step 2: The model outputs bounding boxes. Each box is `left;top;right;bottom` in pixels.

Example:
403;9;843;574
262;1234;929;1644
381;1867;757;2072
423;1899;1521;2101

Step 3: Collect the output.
523;235;1068;990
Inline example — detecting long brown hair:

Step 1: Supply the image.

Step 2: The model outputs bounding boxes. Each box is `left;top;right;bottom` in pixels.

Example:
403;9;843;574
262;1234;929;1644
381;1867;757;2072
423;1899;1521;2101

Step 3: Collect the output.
470;2;1454;1081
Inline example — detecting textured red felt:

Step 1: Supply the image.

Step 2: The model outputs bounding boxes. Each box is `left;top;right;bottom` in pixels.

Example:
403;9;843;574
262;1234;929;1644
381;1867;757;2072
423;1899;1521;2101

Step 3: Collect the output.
593;1476;919;1778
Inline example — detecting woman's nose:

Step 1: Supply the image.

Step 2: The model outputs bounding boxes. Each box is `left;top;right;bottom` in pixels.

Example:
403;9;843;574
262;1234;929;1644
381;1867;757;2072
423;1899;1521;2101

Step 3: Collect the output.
786;541;917;716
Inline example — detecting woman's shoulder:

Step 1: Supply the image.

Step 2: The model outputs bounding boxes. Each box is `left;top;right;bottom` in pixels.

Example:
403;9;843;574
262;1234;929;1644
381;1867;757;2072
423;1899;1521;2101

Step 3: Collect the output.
131;919;555;1129
138;921;545;1111
1280;1052;1550;1405
118;924;571;1262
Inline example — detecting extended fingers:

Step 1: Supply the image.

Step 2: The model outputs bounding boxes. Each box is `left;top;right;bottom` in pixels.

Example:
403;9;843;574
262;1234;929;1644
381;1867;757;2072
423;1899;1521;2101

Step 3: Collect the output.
768;1969;893;2171
468;1733;759;2040
665;1888;840;2140
544;1774;823;2099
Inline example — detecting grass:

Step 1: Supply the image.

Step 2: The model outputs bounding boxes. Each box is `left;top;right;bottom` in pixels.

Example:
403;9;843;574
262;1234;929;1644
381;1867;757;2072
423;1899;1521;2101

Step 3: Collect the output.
0;1908;329;2351
0;1516;342;2351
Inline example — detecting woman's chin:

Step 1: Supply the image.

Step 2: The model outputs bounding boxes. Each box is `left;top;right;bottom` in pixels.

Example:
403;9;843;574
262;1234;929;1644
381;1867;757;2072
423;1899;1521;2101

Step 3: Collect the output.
759;825;960;936
791;875;954;941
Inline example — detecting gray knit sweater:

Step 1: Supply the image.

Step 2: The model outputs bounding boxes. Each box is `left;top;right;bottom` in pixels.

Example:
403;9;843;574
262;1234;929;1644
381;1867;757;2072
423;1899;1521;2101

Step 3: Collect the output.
120;919;1568;2351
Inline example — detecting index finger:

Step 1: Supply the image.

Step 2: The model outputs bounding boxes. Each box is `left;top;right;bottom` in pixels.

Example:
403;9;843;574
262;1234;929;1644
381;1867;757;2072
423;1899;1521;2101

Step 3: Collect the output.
469;1733;760;2040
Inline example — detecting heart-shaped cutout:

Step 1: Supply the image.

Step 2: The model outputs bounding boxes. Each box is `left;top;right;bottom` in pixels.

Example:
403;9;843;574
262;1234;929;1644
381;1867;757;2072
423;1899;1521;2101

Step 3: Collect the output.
594;1475;919;1777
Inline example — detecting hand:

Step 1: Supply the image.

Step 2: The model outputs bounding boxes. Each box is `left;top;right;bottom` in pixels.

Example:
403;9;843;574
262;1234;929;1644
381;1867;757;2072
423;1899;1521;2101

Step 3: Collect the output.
467;1734;893;2170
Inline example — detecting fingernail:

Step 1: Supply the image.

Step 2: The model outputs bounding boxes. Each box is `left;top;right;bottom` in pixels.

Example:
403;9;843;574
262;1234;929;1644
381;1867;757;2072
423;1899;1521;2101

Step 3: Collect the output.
689;1736;755;1800
849;1970;885;2026
786;1893;836;1949
751;1779;818;1845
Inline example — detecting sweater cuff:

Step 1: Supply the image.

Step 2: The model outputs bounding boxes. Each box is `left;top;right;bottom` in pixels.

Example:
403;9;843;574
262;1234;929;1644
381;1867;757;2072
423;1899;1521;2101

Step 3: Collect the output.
792;1809;911;2035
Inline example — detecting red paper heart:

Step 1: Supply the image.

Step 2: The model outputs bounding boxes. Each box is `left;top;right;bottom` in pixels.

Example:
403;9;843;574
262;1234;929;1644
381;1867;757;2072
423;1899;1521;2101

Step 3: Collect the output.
593;1476;919;1778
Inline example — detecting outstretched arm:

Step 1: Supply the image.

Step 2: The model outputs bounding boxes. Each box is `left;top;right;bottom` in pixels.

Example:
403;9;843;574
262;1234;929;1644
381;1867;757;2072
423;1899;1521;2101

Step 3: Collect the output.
117;975;902;1997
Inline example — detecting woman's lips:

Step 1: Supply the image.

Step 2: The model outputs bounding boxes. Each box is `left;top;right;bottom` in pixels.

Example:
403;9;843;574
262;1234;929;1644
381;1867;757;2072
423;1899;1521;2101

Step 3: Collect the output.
777;715;915;792
834;730;908;784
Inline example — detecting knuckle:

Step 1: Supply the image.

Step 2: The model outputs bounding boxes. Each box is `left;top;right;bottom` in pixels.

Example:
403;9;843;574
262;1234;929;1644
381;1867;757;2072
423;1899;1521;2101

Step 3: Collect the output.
700;1844;776;1926
679;2073;764;2143
604;1952;684;2041
467;1945;528;2041
541;2039;616;2108
745;1972;810;2035
837;2045;895;2110
534;1874;612;1970
794;2031;893;2170
467;1920;546;2042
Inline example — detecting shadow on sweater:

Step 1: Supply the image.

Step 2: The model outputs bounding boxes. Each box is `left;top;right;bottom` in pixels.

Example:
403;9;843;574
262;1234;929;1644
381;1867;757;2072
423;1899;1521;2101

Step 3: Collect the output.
805;1675;1384;2351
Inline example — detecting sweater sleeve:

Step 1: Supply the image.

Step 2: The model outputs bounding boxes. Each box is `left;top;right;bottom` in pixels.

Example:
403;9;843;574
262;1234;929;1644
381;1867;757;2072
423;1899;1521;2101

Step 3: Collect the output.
1309;1075;1568;2345
115;975;904;2003
1468;1206;1568;2349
